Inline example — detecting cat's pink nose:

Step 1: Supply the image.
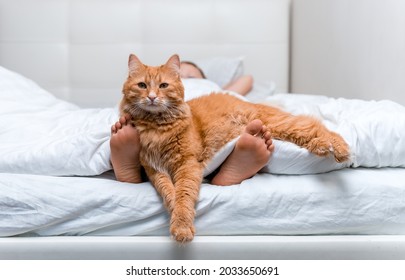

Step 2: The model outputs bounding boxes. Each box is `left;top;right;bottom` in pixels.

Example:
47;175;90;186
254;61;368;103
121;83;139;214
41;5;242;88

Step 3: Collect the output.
148;92;157;103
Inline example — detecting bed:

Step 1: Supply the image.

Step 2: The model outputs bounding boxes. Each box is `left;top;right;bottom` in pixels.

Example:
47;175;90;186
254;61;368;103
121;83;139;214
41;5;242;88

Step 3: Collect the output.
1;0;405;260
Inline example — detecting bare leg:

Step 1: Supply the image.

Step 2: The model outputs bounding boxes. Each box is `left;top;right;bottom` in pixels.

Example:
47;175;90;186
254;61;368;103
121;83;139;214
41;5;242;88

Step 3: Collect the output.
110;115;142;183
211;119;274;186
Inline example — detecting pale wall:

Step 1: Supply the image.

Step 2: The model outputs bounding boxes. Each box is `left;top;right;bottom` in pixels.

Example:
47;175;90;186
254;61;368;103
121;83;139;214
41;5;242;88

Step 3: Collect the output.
291;0;405;105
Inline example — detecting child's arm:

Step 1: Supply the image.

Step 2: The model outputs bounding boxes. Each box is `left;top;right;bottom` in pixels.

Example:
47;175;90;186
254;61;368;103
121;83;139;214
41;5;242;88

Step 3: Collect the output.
223;75;254;96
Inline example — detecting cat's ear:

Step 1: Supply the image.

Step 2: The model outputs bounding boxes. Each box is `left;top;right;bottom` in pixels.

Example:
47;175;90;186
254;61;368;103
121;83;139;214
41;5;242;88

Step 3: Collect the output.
165;54;181;75
128;54;144;76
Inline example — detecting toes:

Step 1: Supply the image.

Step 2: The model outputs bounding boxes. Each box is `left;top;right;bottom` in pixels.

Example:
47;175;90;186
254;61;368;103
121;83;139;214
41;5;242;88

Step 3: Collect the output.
260;125;268;134
112;121;123;134
245;119;263;136
111;117;127;134
263;131;271;140
267;139;274;152
115;121;122;130
119;116;128;125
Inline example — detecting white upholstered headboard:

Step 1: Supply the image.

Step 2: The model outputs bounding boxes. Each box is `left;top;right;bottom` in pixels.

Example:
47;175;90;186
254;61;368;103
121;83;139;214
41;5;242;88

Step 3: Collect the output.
0;0;290;107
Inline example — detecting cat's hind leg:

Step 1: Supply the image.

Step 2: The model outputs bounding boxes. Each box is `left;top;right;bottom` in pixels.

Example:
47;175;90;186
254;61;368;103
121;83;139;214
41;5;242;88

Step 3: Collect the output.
258;106;350;162
288;117;350;162
306;130;350;163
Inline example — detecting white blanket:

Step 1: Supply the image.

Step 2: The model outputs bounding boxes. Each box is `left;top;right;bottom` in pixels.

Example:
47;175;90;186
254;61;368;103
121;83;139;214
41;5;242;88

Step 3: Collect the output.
1;168;405;236
1;66;405;177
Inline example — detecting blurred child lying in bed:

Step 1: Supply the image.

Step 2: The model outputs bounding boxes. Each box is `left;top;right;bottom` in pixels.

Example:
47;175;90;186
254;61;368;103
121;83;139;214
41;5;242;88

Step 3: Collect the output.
180;61;254;96
110;61;273;186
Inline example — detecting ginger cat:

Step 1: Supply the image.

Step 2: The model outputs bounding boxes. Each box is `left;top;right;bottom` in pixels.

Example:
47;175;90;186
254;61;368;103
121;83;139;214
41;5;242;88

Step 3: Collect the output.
120;54;350;243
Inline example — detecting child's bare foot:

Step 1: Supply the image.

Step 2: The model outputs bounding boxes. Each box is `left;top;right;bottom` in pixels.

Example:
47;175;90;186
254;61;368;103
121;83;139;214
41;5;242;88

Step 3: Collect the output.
110;115;143;183
211;119;274;186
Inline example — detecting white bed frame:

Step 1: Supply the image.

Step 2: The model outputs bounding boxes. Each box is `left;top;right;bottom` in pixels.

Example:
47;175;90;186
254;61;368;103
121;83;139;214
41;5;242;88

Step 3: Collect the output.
2;236;405;260
1;0;404;260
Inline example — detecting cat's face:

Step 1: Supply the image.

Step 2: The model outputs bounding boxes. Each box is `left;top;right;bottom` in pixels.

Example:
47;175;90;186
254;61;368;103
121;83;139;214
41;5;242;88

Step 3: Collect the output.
122;54;185;114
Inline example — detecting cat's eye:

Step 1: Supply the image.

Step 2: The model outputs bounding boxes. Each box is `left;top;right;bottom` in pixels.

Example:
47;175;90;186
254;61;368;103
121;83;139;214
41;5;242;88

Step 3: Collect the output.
159;83;169;89
137;82;147;89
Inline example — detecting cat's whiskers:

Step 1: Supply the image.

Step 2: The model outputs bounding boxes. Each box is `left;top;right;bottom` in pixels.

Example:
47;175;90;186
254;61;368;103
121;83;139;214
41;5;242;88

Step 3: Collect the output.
126;105;142;119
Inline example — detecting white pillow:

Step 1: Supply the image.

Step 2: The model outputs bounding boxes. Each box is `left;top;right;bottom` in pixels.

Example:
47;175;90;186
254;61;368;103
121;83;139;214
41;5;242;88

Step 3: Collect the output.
182;78;247;102
194;57;244;88
182;78;222;101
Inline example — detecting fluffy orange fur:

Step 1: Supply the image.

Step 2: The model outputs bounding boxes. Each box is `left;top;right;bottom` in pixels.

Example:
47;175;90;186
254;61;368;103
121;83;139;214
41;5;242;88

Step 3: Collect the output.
120;54;350;243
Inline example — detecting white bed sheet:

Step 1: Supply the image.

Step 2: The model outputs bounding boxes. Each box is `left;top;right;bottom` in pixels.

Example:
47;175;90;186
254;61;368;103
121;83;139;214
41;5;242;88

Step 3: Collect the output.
1;167;405;237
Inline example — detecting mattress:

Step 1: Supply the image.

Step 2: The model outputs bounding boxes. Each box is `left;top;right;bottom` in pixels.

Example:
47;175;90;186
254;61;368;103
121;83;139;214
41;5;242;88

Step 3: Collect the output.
0;167;405;237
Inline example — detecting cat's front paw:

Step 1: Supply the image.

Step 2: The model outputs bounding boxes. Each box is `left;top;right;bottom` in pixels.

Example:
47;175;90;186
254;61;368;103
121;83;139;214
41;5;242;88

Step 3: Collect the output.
170;222;195;243
163;193;176;214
